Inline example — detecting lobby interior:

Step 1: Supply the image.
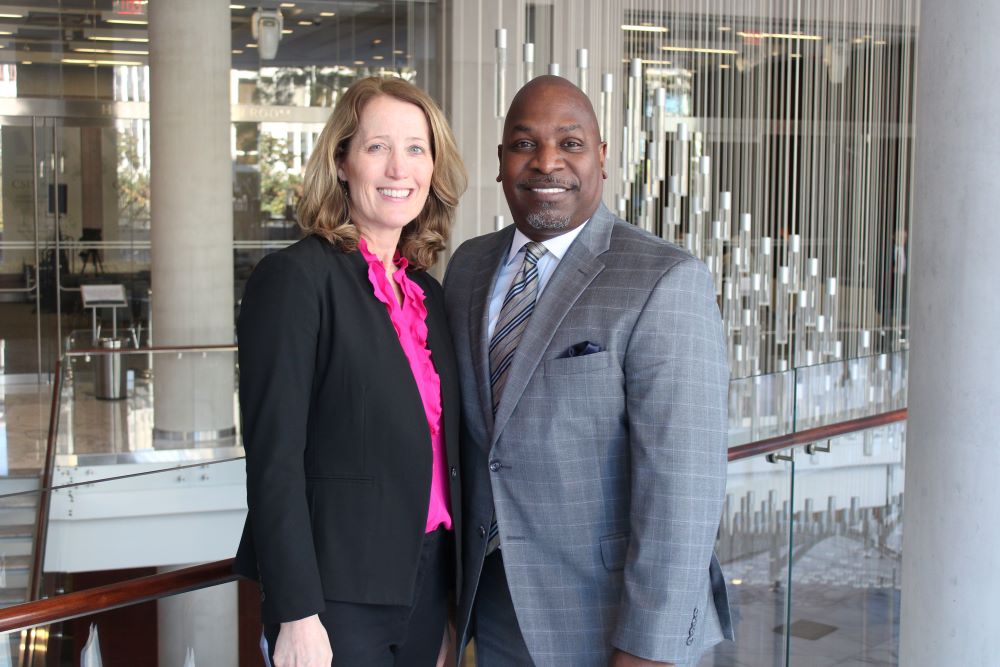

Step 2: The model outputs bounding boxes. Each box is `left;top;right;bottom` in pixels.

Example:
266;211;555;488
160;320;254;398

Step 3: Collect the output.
0;0;995;666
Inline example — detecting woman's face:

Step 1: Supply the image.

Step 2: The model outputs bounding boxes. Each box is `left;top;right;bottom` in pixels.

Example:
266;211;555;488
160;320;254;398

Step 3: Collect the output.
336;95;434;238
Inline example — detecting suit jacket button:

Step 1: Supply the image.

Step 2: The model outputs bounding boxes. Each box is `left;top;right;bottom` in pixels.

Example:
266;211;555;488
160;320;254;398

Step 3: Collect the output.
489;460;502;472
450;466;458;478
478;524;487;538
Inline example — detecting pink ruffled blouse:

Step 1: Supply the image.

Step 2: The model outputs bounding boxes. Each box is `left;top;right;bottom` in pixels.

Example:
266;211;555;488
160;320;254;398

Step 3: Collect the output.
358;238;452;533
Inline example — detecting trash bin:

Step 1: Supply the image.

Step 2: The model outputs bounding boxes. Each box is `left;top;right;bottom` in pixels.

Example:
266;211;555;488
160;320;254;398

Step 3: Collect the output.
95;337;128;400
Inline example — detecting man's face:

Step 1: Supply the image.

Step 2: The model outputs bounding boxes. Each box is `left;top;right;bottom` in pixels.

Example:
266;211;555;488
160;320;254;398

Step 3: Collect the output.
498;83;607;241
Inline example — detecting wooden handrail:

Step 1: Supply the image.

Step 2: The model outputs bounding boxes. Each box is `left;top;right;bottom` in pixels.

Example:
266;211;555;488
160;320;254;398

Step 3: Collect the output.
0;560;238;633
0;406;909;634
727;407;908;462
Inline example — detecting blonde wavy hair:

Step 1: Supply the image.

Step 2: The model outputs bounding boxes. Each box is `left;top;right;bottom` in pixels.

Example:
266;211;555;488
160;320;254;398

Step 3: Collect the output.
297;77;467;270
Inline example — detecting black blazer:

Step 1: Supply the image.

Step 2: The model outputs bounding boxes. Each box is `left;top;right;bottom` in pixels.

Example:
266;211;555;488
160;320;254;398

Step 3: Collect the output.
233;234;462;625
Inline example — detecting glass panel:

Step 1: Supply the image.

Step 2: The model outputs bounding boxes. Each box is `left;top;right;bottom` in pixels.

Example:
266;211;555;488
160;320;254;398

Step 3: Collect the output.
0;454;246;612
699;453;794;667
728;369;796;447
55;347;241;474
0;119;50;378
5;578;259;667
794;351;908;431
786;423;905;665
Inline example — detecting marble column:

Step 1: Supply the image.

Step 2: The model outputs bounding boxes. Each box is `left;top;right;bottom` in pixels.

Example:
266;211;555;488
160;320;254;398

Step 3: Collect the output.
149;0;235;441
900;0;1000;663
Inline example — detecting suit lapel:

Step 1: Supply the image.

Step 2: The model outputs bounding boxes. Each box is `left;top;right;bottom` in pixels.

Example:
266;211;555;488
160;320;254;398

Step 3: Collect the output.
468;225;517;436
490;205;616;446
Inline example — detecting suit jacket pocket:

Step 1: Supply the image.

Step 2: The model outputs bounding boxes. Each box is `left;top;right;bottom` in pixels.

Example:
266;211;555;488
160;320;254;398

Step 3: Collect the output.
600;531;629;571
544;350;612;376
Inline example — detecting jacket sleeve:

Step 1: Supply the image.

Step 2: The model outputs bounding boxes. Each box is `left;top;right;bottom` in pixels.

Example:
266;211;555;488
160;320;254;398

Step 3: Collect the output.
238;250;326;625
611;257;729;663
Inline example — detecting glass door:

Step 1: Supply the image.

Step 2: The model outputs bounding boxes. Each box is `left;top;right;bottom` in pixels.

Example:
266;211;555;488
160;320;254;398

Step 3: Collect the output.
0;116;49;380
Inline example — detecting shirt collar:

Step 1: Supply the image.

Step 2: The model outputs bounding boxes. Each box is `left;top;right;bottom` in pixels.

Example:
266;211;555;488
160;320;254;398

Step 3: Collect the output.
504;218;591;266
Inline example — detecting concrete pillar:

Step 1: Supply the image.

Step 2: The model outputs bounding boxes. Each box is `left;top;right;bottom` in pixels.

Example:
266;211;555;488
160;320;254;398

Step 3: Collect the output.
149;0;235;440
899;0;1000;663
158;576;239;667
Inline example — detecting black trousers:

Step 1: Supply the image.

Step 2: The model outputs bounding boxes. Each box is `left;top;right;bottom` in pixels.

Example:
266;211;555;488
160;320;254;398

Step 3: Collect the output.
473;550;535;666
264;528;453;666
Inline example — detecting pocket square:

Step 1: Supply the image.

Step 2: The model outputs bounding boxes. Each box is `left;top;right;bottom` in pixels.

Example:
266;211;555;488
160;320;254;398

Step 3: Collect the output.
559;341;604;358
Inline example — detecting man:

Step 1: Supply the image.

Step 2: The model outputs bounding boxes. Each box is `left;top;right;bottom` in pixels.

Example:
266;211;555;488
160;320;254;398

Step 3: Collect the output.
443;76;733;667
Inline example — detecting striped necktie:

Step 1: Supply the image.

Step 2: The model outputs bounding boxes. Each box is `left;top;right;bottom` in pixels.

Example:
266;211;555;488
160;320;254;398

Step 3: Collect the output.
485;240;547;555
489;241;548;413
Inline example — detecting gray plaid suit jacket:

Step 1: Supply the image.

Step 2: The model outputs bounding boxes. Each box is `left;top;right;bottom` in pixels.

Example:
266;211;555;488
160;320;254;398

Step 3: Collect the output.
444;204;733;666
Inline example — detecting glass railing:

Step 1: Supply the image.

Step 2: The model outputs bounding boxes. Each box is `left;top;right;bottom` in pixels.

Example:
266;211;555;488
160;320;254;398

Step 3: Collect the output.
728;350;908;447
701;419;906;666
54;346;241;472
0;347;908;665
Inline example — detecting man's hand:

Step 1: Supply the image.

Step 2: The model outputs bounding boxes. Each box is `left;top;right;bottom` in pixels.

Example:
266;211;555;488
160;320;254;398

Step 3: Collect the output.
273;615;333;667
610;648;674;667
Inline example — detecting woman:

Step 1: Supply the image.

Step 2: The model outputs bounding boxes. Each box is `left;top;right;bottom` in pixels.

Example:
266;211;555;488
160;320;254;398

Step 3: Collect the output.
234;77;467;666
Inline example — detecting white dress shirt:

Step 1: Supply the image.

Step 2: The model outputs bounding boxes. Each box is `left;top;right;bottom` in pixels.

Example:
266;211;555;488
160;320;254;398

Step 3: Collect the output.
487;220;590;340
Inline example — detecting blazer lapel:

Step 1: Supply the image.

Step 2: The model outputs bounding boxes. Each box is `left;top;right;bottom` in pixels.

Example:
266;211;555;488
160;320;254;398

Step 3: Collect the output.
468;225;517;436
490;205;616;446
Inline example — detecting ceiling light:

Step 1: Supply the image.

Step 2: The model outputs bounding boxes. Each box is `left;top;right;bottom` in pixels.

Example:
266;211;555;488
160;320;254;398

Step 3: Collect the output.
719;26;732;32
0;13;24;19
74;47;149;55
372;38;382;45
353;60;364;65
372;55;383;60
0;31;11;36
232;49;243;54
279;2;295;7
21;60;32;64
63;58;143;66
297;20;311;26
738;31;821;41
90;36;148;42
281;29;292;34
622;58;672;66
622;24;668;33
720;63;730;69
393;49;404;55
246;43;258;48
661;45;738;55
105;19;148;25
320;12;335;17
229;4;246;8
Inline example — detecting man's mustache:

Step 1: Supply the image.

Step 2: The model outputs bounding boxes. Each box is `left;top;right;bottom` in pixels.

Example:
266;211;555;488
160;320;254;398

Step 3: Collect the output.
517;177;578;190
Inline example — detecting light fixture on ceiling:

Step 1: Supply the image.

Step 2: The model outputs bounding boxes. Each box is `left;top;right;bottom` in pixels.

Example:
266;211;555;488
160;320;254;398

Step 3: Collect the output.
0;13;24;19
251;8;283;60
319;12;335;17
74;47;149;55
737;31;822;41
622;24;669;33
661;45;738;55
